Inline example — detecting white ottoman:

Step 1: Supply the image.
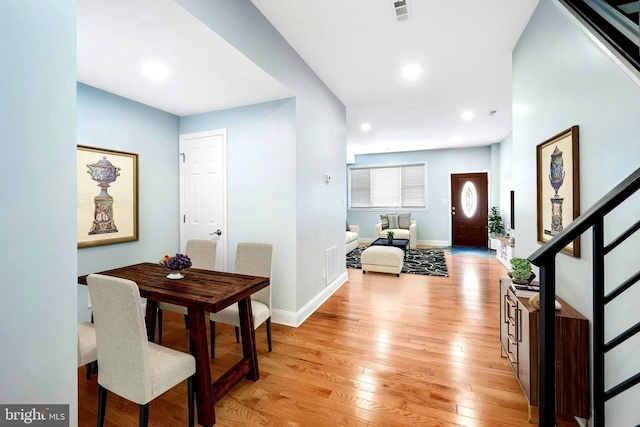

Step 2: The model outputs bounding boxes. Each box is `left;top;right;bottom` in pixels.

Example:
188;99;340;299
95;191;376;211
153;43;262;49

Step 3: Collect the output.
361;246;404;277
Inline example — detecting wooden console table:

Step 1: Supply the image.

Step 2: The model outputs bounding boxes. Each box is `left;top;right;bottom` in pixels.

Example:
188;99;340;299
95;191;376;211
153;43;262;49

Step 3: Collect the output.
499;278;589;421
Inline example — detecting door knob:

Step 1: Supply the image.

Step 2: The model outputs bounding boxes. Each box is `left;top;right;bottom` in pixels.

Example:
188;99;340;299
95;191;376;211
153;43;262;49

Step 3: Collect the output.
209;229;222;236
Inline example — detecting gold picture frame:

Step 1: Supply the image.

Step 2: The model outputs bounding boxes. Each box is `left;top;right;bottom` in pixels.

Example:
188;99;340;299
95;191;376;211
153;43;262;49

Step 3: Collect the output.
77;145;139;248
536;126;580;257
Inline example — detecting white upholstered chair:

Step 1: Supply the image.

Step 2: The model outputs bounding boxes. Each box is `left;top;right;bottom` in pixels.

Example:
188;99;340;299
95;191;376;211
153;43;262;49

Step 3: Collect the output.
87;274;196;427
77;322;97;380
209;242;273;358
157;239;217;342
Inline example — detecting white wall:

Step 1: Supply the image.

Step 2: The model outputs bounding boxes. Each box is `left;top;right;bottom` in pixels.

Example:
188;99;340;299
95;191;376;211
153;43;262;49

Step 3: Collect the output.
0;2;78;423
176;0;347;319
514;0;640;423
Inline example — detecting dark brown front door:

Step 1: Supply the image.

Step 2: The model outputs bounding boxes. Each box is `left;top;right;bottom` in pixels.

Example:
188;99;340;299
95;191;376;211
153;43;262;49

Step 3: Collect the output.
451;173;489;247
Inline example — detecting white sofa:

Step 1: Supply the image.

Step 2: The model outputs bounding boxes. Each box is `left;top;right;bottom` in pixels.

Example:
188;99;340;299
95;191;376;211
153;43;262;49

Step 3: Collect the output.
346;225;359;254
374;220;417;249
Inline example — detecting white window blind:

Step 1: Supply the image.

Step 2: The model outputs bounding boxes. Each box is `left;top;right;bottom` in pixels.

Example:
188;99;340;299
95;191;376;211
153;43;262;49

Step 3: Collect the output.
349;164;426;209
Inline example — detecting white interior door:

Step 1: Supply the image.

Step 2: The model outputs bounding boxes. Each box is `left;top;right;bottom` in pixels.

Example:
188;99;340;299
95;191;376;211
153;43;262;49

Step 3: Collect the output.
179;129;227;271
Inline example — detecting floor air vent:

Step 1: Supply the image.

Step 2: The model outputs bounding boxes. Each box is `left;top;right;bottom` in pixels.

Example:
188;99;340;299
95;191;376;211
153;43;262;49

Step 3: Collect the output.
325;246;338;285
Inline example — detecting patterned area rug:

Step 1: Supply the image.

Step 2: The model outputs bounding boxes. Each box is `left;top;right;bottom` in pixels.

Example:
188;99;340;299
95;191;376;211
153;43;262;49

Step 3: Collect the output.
347;246;448;277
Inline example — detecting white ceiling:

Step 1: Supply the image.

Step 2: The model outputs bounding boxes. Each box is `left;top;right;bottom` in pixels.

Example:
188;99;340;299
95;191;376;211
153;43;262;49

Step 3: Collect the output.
77;0;540;156
77;0;293;116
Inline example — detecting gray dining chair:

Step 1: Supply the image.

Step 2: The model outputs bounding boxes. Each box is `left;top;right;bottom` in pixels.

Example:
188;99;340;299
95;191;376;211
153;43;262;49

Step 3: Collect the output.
209;242;273;358
77;321;97;380
87;274;196;427
157;239;217;342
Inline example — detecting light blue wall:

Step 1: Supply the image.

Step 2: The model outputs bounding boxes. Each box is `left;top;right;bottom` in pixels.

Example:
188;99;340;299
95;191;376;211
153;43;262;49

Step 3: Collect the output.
0;2;78;423
177;0;347;315
181;98;297;312
499;133;514;237
347;146;492;244
76;83;181;321
514;0;640;423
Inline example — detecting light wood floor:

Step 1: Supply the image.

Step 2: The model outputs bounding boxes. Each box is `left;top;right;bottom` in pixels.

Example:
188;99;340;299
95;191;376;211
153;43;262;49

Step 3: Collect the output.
78;250;579;426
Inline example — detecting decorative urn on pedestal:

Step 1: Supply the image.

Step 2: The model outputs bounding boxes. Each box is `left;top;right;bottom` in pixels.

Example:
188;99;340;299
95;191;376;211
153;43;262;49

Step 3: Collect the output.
86;156;120;235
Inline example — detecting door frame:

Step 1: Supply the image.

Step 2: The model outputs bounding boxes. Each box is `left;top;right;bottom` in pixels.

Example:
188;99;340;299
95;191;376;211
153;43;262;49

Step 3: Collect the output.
448;169;492;246
179;129;228;270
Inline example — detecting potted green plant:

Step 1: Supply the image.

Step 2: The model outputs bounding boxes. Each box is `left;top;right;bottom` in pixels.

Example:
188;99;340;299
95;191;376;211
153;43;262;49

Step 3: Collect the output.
487;207;505;237
386;230;394;243
508;257;536;285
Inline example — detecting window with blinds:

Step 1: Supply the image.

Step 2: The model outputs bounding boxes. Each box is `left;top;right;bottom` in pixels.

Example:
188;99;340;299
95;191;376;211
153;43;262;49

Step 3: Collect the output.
349;164;426;209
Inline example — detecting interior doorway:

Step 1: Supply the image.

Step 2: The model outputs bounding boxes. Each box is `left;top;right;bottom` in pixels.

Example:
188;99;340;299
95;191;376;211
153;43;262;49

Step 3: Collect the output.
179;129;227;271
450;172;489;247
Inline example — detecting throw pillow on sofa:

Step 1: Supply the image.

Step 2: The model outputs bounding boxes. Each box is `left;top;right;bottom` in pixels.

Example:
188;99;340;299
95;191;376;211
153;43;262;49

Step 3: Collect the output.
398;212;411;229
380;212;398;230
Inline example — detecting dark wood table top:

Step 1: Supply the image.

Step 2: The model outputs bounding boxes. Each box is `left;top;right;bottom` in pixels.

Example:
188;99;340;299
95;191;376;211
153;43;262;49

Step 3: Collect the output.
78;262;269;313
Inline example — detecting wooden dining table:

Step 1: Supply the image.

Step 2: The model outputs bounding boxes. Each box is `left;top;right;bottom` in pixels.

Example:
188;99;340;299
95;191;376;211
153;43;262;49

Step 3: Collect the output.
78;262;270;427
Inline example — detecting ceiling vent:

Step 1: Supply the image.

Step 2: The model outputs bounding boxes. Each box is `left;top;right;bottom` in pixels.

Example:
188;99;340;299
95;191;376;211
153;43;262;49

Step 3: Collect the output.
392;0;412;22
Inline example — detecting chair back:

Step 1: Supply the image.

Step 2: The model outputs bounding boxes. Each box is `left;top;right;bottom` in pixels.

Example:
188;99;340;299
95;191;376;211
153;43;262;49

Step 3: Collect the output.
234;242;273;308
87;274;153;404
77;322;97;367
185;239;217;270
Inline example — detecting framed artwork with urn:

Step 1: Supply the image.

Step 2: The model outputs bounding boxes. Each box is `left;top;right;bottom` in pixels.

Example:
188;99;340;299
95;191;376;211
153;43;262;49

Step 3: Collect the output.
77;145;139;248
536;126;580;257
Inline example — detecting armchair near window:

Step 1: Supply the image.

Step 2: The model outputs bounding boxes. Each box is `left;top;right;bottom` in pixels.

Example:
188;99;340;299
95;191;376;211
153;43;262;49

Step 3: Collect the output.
374;220;417;249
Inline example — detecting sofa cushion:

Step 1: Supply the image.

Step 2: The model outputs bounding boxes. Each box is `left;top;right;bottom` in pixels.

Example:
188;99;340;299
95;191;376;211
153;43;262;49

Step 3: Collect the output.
346;231;358;244
379;228;410;240
398;212;411;229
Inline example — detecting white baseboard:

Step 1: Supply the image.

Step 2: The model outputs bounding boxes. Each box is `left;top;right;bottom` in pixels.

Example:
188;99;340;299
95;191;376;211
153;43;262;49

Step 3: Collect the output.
271;271;348;327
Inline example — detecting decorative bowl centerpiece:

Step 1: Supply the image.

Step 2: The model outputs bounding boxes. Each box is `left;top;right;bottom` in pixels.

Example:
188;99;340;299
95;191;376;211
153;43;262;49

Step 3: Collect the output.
160;253;192;279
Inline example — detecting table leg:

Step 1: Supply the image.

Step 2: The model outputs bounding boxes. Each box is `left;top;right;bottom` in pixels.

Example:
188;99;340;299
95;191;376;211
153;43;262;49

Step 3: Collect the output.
188;309;215;427
144;300;158;342
237;297;259;381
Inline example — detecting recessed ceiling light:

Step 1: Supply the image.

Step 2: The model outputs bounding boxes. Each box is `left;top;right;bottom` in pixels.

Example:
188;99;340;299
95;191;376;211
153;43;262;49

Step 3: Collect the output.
141;61;169;81
401;64;421;81
361;122;372;131
461;111;475;121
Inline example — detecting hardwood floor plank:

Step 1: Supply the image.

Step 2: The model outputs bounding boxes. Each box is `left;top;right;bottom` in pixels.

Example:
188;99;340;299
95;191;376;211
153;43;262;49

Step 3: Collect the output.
78;249;579;426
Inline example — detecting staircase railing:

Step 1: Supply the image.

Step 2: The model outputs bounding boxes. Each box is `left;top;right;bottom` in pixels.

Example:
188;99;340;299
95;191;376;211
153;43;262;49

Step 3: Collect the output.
563;0;640;73
528;167;640;426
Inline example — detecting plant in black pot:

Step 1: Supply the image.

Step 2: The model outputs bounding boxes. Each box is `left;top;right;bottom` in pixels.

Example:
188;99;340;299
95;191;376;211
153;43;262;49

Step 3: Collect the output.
487;207;505;238
508;257;536;285
386;230;394;243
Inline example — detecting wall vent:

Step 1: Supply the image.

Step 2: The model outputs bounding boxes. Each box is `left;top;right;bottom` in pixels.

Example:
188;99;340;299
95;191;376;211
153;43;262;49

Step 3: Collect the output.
325;245;338;285
392;0;412;22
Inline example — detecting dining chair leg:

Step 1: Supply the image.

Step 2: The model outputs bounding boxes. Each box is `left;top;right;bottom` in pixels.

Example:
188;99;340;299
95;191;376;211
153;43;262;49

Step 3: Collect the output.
234;326;240;343
266;317;272;352
139;403;149;427
187;375;195;427
210;320;216;359
97;385;107;427
157;308;164;343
